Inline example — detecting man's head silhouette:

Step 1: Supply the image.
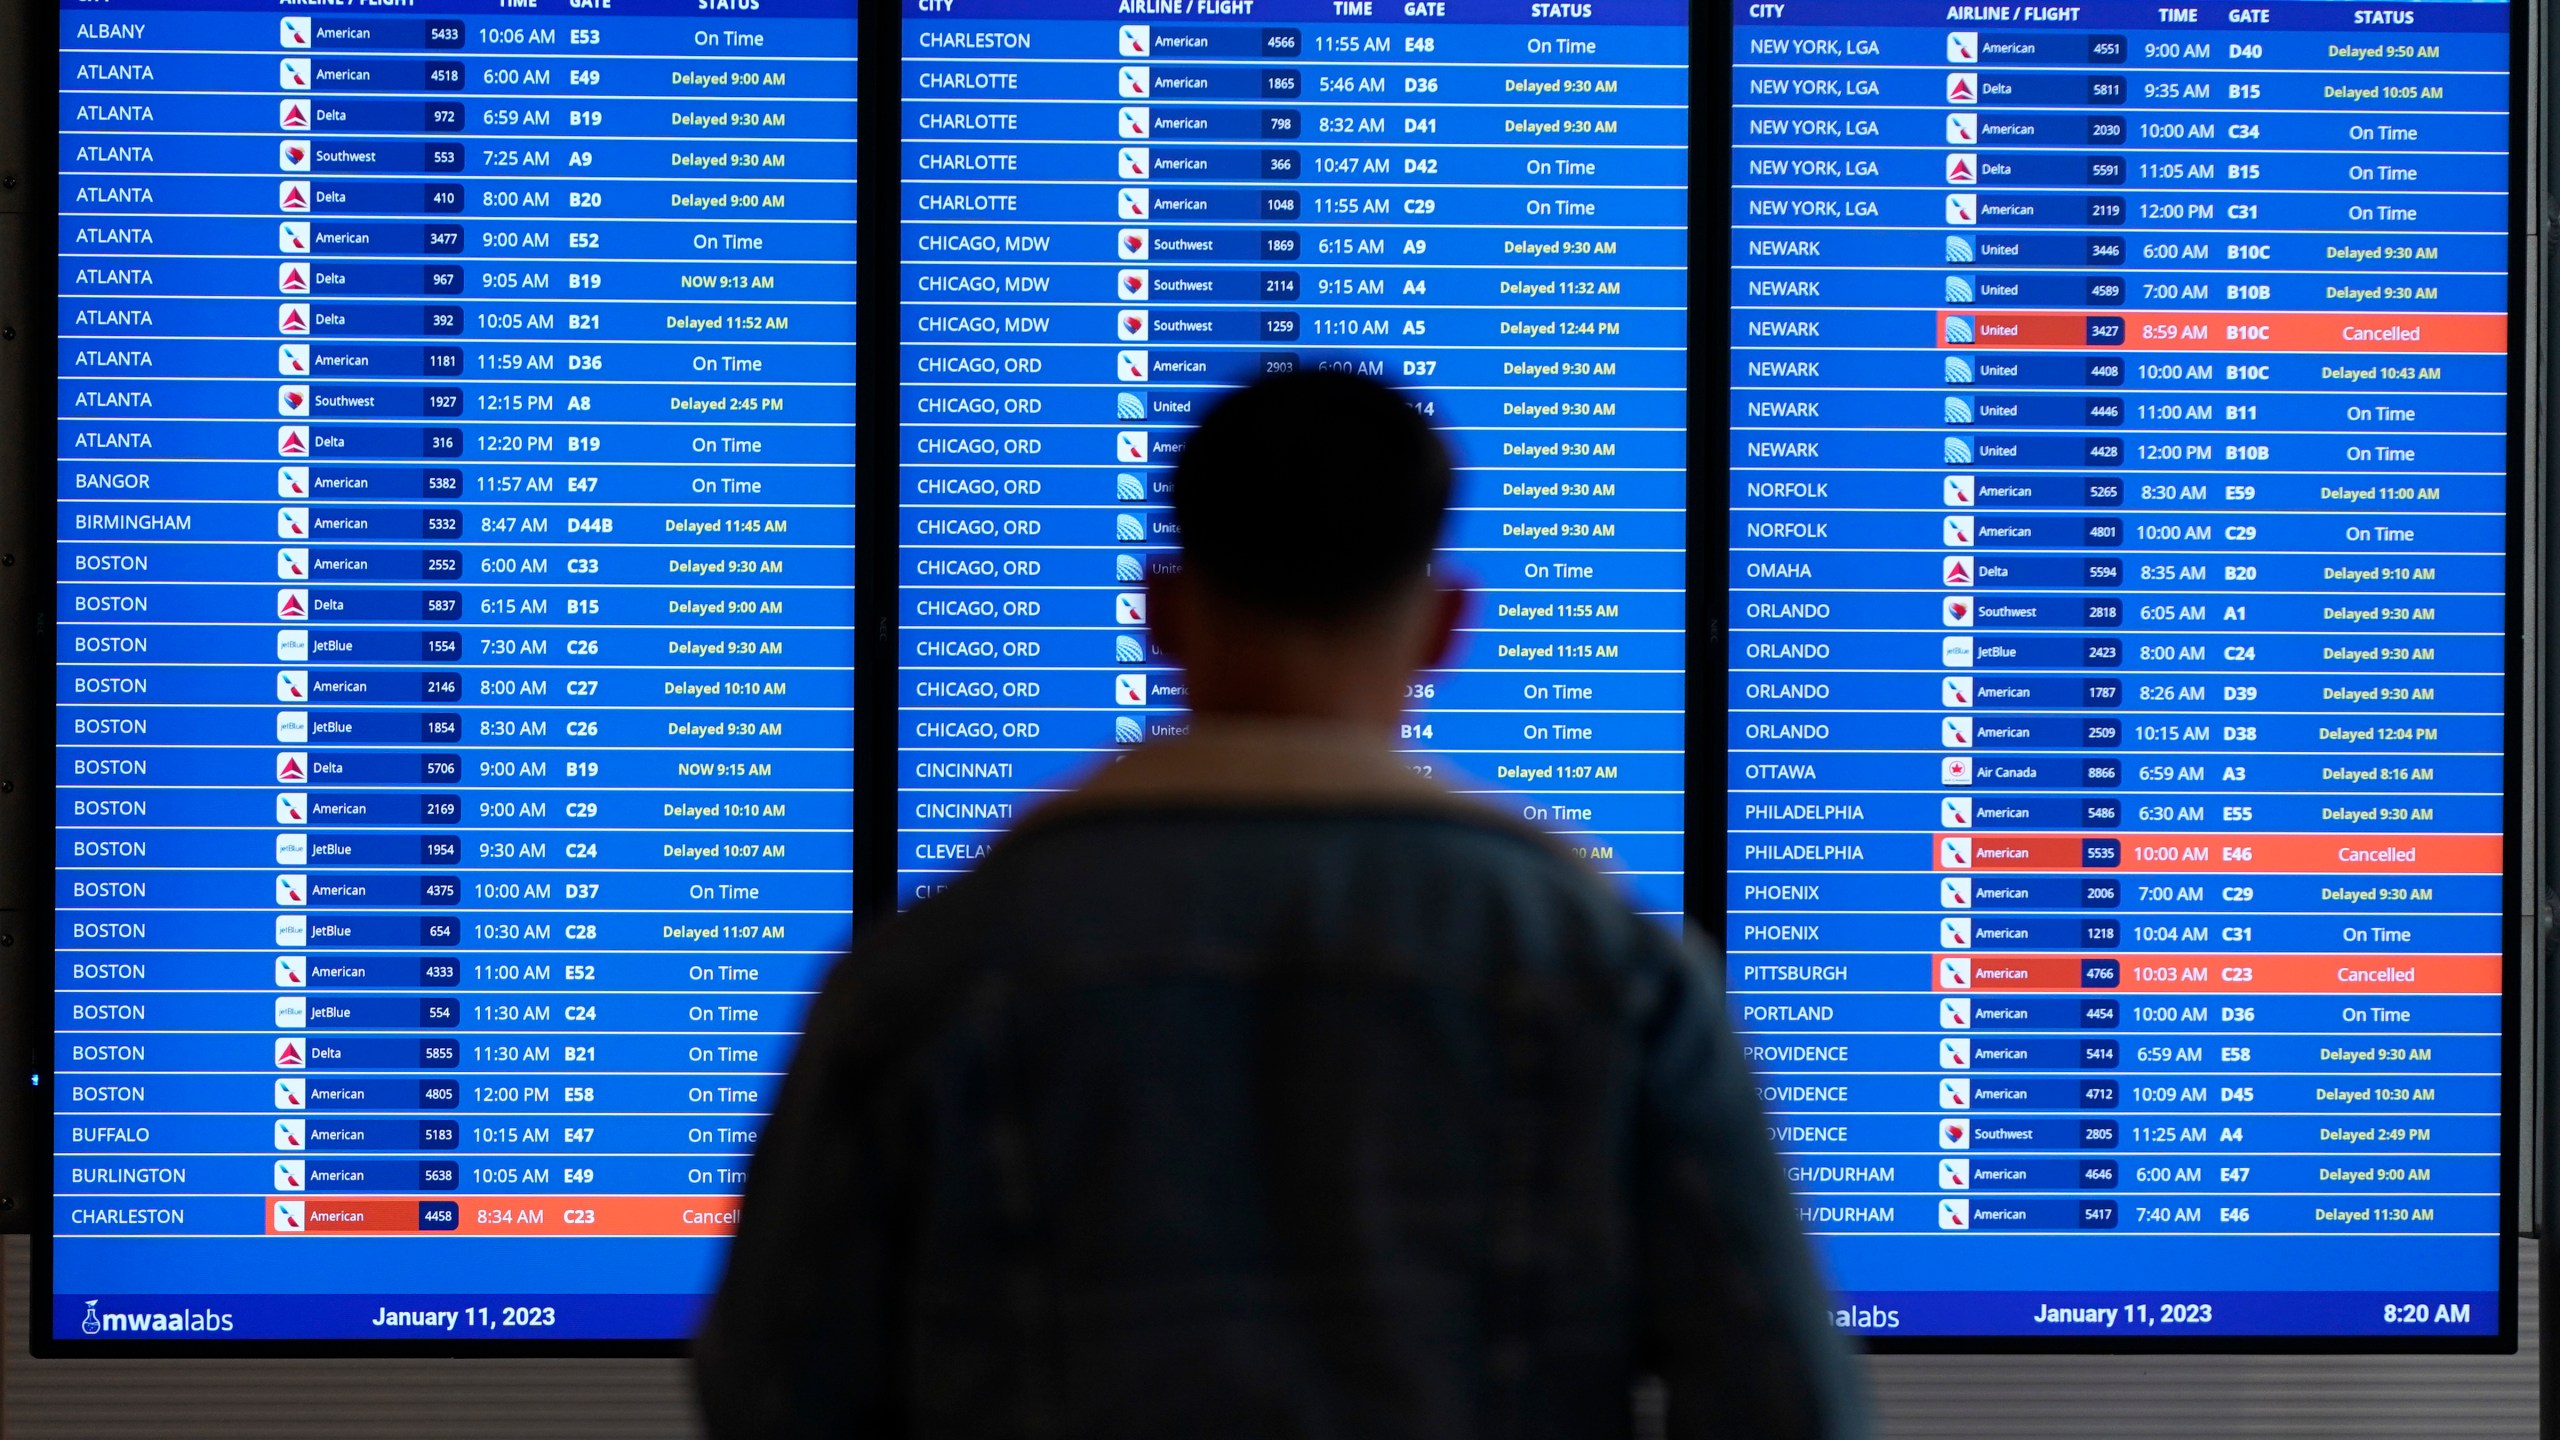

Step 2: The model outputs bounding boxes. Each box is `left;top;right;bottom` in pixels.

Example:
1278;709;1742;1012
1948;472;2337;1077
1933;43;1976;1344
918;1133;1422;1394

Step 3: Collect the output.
1149;370;1465;728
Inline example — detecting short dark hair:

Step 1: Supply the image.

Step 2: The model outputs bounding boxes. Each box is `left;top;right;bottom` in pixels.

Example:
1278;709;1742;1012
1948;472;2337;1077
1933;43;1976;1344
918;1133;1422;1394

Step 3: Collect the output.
1169;369;1453;623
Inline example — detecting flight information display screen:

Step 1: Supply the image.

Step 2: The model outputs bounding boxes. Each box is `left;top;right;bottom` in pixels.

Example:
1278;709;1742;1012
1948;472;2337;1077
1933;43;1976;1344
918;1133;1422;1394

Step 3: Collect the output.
1729;0;2516;1341
51;0;858;1345
896;0;1691;915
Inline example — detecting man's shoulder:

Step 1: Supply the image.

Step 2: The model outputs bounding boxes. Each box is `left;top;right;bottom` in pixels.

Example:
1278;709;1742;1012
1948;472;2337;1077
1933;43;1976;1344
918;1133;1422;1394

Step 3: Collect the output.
800;805;1701;1113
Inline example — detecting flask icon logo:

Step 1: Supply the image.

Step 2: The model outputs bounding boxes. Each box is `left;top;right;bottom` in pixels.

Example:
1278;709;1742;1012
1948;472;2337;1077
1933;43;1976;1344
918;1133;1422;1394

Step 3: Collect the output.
81;1300;101;1336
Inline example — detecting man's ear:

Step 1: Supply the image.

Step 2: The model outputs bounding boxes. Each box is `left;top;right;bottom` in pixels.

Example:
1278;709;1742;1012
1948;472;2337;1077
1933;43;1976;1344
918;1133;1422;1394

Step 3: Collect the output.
1145;566;1193;667
1421;583;1468;672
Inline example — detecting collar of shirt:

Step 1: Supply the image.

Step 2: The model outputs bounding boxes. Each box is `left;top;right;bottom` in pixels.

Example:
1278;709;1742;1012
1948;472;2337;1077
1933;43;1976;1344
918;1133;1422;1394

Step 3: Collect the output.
1017;716;1485;829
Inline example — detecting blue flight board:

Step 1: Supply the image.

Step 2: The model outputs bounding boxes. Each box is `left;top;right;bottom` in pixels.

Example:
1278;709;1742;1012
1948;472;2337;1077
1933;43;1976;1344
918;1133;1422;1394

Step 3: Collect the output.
51;0;859;1345
895;1;1692;916
1729;0;2518;1341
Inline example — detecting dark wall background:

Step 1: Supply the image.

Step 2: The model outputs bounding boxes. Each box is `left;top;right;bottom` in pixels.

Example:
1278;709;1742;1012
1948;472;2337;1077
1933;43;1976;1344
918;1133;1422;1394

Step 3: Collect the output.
0;0;53;1234
0;0;2546;1430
